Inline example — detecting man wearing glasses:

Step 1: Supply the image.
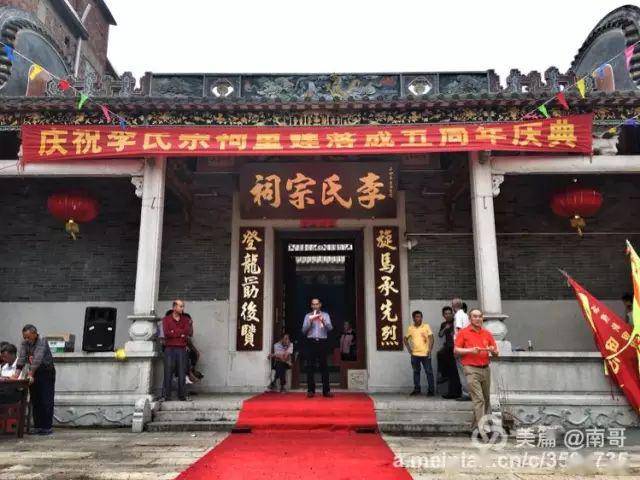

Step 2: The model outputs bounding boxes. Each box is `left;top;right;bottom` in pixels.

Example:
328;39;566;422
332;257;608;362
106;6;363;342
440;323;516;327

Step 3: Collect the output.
302;298;333;398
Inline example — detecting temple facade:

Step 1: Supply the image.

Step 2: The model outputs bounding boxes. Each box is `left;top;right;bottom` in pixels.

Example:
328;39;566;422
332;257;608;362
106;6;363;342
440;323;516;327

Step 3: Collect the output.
1;2;640;430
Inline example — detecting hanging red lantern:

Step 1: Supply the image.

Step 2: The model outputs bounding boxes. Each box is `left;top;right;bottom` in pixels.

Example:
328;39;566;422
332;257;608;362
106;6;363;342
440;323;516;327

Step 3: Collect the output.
550;186;603;236
47;191;99;240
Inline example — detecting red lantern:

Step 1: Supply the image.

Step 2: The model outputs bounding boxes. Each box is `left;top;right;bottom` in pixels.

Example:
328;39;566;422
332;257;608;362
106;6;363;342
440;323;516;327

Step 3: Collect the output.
551;186;603;236
47;191;99;240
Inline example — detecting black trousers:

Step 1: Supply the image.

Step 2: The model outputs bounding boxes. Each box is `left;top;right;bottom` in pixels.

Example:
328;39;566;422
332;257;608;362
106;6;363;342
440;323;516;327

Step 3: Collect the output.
305;338;330;394
163;347;187;400
437;346;457;380
30;366;56;431
273;360;289;387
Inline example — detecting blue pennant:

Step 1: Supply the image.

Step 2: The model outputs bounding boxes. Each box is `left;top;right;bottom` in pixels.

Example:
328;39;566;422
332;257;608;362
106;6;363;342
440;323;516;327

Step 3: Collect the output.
3;44;15;62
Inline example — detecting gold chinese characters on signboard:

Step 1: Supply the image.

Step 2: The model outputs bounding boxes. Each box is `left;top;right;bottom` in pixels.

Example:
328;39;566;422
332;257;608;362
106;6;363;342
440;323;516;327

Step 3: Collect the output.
236;227;265;351
240;162;397;219
373;226;403;350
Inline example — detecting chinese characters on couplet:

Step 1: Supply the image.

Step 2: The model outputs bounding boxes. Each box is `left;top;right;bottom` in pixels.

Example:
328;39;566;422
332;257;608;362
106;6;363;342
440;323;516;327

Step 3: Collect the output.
30;116;589;163
374;227;403;351
236;227;265;351
240;162;398;220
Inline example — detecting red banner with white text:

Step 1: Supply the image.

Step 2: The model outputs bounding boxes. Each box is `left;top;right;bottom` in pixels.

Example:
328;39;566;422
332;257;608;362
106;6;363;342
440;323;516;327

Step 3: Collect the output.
21;114;593;163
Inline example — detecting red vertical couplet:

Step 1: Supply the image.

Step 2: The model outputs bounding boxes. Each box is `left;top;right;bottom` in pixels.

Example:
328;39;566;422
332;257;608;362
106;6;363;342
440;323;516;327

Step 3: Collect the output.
373;226;403;350
236;227;265;351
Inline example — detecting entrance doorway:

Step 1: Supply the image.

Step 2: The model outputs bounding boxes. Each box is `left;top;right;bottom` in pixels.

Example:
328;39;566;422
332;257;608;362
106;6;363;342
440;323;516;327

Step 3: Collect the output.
273;230;366;389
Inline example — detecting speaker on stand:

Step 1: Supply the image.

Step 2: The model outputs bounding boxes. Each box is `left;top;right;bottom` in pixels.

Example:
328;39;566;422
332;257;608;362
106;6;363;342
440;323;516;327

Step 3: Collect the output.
82;307;117;352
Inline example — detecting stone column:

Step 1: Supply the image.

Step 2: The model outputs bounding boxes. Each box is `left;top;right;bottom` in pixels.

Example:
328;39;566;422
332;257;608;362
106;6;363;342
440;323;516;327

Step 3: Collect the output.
125;157;167;354
469;151;511;351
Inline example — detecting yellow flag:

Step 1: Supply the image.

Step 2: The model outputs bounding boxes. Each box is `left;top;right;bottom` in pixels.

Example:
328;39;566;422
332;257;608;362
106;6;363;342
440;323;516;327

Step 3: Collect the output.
576;78;586;98
627;241;640;330
29;64;43;80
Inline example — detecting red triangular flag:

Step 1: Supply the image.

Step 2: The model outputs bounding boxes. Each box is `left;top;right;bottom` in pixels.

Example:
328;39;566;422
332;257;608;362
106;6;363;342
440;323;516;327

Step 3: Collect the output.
58;79;70;91
565;272;640;414
555;91;569;110
100;105;111;123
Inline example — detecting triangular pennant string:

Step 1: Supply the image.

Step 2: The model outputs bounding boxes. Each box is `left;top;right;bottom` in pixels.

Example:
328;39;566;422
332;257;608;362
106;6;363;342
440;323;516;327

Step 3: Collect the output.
537;104;550;119
77;93;89;110
3;44;14;62
555;91;569;110
28;64;43;80
0;40;131;128
625;45;635;70
576;78;586;98
58;79;70;91
100;105;111;123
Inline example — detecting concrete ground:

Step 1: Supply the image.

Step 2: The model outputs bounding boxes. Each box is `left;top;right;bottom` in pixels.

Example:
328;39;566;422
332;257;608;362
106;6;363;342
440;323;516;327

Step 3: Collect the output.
0;429;639;479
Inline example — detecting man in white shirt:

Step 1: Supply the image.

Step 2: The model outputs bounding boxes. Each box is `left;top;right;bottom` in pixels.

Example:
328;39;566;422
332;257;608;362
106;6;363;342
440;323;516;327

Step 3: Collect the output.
0;343;18;379
452;298;471;401
268;333;294;392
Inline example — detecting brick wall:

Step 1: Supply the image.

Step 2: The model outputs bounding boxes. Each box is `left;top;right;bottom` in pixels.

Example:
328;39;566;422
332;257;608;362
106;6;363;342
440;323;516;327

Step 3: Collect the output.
76;0;110;75
403;171;477;299
1;171;636;304
159;175;233;301
404;172;640;301
0;178;139;301
0;176;232;302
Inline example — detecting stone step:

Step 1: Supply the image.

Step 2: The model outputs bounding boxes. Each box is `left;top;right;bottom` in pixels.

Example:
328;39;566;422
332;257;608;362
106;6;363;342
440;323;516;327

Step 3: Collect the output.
373;398;474;412
146;420;236;432
153;409;240;423
148;394;474;433
378;421;471;435
375;410;473;424
158;395;249;412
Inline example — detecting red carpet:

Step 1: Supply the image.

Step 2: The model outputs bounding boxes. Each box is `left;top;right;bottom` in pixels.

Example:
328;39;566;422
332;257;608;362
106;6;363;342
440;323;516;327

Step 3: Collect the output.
175;393;411;480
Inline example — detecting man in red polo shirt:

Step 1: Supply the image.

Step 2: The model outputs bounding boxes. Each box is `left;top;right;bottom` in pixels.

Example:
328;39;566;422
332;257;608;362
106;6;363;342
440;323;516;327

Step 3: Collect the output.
454;309;498;432
162;299;193;401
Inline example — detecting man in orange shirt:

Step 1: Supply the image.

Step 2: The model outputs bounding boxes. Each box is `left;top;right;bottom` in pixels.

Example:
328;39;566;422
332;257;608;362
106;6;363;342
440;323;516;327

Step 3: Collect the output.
454;309;498;432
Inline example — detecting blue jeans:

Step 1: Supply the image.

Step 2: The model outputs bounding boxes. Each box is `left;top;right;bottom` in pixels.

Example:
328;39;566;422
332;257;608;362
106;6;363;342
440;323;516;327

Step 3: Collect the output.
411;355;435;393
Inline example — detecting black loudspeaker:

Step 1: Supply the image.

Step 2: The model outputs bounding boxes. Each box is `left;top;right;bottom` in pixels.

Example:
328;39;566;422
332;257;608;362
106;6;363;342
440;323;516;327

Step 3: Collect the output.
82;307;117;352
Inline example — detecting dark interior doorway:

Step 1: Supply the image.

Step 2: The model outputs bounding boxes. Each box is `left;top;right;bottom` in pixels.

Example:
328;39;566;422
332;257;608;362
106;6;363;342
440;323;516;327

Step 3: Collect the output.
274;230;366;389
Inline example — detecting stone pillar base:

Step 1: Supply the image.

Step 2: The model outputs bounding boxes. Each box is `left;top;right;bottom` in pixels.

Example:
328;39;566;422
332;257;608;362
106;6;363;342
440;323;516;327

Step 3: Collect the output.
483;313;512;353
125;314;159;355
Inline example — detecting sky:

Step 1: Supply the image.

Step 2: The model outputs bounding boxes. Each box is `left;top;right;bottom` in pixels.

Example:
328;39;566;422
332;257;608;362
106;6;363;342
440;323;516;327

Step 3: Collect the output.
106;0;638;85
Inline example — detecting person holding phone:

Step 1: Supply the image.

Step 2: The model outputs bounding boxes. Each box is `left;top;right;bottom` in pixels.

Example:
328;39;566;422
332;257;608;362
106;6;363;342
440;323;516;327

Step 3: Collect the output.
302;298;333;398
454;309;499;433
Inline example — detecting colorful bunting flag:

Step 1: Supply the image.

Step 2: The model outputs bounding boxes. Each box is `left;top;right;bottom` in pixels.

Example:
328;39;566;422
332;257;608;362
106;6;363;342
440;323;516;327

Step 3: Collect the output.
626;45;635;70
555;91;569;110
2;42;129;129
624;118;639;126
77;93;89;110
28;64;43;81
100;105;111;123
594;65;607;79
58;79;70;91
608;127;618;135
3;44;15;62
537;104;549;118
576;78;586;98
